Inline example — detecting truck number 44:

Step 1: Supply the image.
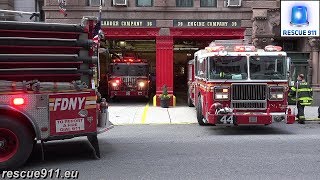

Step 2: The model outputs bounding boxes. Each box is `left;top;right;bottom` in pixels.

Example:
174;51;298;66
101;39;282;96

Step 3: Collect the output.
220;115;234;124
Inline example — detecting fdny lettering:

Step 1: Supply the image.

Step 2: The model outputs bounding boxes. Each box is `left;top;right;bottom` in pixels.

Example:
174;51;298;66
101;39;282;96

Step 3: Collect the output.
53;97;86;111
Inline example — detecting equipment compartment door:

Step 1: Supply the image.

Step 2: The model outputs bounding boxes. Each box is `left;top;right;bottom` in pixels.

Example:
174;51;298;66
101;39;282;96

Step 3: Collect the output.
49;91;97;136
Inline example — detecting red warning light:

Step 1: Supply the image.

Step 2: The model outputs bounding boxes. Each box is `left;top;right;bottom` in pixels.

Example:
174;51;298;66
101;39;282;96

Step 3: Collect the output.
13;98;25;105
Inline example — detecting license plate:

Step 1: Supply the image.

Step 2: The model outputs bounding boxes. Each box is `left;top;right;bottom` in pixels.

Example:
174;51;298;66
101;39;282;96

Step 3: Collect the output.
126;91;130;96
217;115;234;124
249;116;257;123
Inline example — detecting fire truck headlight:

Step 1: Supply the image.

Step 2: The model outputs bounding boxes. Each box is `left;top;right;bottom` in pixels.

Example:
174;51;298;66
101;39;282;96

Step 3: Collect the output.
215;93;228;100
112;82;118;87
214;87;230;100
276;93;284;99
222;94;228;99
138;81;145;88
269;86;284;100
216;94;223;99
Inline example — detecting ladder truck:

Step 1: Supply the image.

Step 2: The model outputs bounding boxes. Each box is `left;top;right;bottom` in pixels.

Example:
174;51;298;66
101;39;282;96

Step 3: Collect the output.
0;16;113;170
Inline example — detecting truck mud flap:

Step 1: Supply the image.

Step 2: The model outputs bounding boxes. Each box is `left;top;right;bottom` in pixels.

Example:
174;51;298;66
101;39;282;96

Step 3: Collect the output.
87;135;100;159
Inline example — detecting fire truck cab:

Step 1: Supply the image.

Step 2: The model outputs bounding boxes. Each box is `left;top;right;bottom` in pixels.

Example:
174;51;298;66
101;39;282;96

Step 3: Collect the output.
107;52;150;100
189;40;295;126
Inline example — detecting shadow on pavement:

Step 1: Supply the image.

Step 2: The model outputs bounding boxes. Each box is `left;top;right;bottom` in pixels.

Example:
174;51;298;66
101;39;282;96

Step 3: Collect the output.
24;139;113;168
206;125;294;135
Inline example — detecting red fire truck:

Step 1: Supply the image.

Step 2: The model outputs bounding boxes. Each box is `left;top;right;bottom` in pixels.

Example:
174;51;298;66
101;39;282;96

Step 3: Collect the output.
0;16;113;170
107;52;150;100
188;40;295;126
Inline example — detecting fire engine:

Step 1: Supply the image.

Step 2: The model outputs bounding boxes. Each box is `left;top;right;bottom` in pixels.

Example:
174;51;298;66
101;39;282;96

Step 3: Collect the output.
187;40;295;126
0;16;112;170
107;52;151;100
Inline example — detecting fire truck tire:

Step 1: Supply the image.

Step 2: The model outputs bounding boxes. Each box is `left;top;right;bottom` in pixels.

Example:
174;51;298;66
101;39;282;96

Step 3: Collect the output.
187;89;194;107
0;116;34;170
196;98;206;126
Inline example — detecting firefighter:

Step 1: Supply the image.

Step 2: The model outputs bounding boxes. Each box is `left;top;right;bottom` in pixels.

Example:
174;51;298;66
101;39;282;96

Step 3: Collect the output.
289;74;313;124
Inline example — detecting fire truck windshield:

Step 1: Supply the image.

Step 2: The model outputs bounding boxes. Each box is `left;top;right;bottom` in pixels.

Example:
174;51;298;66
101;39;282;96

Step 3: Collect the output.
249;56;286;80
110;64;149;76
208;56;248;80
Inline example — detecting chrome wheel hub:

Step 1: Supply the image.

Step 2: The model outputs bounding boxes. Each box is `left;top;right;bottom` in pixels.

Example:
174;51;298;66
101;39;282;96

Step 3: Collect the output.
0;140;5;148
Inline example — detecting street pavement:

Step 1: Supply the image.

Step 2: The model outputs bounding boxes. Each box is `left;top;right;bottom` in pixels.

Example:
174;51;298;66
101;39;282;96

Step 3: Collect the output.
23;123;320;180
108;98;320;125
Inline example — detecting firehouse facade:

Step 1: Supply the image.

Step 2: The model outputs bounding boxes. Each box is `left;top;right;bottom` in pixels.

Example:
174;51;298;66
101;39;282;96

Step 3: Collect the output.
42;0;320;105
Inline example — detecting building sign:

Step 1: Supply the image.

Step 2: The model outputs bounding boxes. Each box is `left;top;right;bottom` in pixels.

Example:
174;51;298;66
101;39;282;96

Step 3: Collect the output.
173;20;241;28
101;19;156;27
280;0;319;37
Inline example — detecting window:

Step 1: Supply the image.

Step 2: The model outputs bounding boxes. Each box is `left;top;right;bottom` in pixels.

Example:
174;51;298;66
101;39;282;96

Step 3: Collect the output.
249;56;286;80
200;0;217;7
137;0;153;7
110;64;149;76
209;56;248;80
176;0;193;7
196;57;206;78
88;0;104;6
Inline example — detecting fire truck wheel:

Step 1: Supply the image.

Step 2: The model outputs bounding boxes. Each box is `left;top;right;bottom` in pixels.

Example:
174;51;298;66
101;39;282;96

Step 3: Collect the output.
0;116;34;170
196;97;206;126
187;89;194;107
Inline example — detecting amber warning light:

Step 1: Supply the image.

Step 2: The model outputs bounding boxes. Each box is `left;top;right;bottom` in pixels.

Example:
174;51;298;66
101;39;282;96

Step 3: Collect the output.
13;98;25;105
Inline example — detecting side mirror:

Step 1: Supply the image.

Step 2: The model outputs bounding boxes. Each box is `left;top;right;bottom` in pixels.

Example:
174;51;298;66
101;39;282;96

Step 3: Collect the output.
286;57;292;81
286;57;291;72
290;81;295;86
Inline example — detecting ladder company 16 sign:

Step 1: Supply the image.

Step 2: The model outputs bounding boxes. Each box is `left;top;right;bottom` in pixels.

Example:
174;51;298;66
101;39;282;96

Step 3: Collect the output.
102;19;156;27
173;20;241;28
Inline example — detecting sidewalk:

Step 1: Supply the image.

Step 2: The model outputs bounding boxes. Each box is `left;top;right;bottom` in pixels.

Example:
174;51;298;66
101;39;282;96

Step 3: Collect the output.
288;105;319;121
109;104;197;125
109;104;320;125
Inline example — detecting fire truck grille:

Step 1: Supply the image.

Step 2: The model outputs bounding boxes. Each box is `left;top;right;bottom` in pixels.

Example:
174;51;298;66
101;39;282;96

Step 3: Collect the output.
231;84;267;100
121;77;137;89
231;101;266;110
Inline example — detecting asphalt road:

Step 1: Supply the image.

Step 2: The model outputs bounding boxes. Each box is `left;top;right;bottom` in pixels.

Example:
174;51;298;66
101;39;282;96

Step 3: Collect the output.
20;123;320;180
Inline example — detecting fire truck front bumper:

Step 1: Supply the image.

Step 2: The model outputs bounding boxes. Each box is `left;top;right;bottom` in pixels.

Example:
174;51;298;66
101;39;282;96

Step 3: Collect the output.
110;90;149;98
207;112;295;126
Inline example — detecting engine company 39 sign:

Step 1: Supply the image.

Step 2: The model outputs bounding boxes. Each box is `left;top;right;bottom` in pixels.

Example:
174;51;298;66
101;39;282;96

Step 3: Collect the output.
280;0;320;37
49;92;97;135
173;19;241;28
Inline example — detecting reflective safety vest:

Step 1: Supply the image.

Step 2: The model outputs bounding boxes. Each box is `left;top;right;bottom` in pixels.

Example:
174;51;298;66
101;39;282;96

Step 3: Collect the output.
219;72;225;78
289;81;313;105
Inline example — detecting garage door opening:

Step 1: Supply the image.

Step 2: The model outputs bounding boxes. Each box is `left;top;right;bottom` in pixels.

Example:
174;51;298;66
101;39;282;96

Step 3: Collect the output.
173;40;211;106
98;39;156;103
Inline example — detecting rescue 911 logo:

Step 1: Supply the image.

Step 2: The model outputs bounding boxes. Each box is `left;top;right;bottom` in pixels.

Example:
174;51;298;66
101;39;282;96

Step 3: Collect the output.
281;0;319;37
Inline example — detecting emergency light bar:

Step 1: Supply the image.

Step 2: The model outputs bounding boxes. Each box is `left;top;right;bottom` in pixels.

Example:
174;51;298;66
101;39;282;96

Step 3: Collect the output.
265;45;282;52
112;59;121;63
234;46;255;52
112;58;143;63
205;46;225;52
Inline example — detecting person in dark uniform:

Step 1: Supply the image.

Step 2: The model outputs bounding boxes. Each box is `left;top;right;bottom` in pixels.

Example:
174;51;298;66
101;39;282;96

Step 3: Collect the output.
289;74;313;124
